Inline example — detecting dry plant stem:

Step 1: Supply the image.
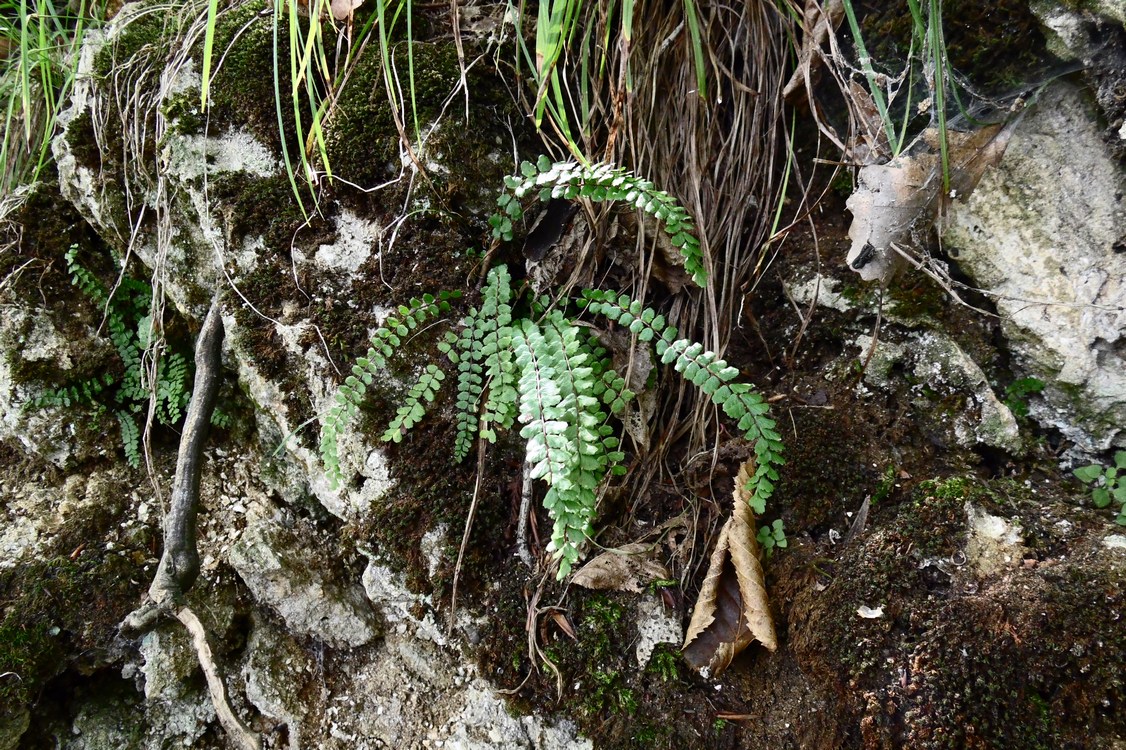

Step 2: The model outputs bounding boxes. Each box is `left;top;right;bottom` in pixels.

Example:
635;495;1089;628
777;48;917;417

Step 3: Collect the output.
149;297;225;605
448;438;487;635
176;606;261;750
515;457;535;568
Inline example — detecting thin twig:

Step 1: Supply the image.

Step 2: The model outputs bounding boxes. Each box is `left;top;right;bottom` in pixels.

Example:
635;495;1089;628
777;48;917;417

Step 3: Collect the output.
448;437;487;636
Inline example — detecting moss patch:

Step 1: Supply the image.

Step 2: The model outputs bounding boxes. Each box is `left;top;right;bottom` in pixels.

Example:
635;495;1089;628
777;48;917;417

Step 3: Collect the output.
789;471;1126;749
0;472;145;721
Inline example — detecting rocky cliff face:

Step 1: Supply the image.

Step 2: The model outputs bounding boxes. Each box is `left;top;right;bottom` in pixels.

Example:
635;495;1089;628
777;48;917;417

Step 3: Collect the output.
2;2;1125;749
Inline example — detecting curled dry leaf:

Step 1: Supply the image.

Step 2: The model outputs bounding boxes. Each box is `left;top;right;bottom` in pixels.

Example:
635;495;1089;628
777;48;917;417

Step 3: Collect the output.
571;543;670;594
845;121;1017;283
681;460;777;677
330;0;364;21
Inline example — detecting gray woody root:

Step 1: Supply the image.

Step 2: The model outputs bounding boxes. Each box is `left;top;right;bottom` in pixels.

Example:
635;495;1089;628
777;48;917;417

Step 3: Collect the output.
121;298;261;750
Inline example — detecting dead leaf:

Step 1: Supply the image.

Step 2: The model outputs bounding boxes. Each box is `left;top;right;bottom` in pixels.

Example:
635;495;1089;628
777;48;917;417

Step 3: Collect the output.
571;543;670;594
782;0;845;102
682;460;777;677
549;611;577;640
330;0;364;21
845;121;1017;283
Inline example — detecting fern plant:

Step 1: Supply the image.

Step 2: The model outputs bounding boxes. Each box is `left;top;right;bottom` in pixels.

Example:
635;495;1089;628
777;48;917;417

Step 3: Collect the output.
319;292;458;488
490;156;708;287
320;264;783;577
31;245;194;467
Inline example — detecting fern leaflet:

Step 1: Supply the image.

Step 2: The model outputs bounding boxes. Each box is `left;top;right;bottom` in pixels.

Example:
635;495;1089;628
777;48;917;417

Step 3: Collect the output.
320;292;456;489
491;156;707;287
579;289;784;513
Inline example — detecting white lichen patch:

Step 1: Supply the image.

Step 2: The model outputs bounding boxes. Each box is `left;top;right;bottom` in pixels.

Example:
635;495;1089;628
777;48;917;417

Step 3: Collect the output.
315;207;381;276
1102;534;1126;551
965;503;1026;577
634;595;682;667
164;129;279;183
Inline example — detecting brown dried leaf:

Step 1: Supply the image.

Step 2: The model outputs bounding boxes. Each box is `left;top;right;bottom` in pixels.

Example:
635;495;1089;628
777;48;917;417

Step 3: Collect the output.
549;611;577;640
682;460;777;677
782;0;845;101
571;543;670;594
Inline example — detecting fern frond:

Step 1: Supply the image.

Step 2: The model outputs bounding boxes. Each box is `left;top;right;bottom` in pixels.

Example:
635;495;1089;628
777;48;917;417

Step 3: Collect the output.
381;364;446;443
441;266;515;461
511;312;628;577
320;292;456;490
478;266;517;442
210;407;232;430
64;245;110;307
579;289;784;513
156;351;190;424
117;410;141;468
491;157;707;287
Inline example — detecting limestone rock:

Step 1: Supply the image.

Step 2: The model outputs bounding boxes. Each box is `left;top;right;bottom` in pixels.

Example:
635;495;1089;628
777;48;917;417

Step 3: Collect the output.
943;83;1126;452
228;515;381;648
854;331;1022;454
241;616;311;750
0;307;100;467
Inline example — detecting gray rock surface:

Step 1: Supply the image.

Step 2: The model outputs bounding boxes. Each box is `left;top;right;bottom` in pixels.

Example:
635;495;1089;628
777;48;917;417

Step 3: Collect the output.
943;83;1126;452
228;511;381;648
0;307;94;467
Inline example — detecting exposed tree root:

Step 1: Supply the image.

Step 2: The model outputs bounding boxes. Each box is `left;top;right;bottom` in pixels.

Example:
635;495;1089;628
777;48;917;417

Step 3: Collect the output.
148;299;225;605
121;298;260;750
176;605;261;750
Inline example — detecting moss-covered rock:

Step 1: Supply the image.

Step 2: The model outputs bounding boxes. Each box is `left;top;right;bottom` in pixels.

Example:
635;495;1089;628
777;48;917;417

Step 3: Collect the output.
790;474;1126;748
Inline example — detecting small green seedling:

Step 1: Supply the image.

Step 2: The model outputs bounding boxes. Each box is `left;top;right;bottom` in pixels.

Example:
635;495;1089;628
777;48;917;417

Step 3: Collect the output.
757;519;788;557
1003;377;1045;419
1073;451;1126;525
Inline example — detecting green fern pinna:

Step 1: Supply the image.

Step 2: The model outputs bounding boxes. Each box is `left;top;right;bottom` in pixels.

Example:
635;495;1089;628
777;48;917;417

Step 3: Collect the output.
320;160;783;577
33;246;192;467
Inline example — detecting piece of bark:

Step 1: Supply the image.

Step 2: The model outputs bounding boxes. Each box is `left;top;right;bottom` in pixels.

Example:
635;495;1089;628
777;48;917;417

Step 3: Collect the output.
682;460;777;677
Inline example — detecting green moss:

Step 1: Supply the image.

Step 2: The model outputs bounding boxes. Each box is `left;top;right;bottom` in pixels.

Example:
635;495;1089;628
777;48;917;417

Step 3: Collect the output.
323;41;460;188
886;273;949;323
0;553;141;717
161;91;204;136
792;467;1126;748
210;173;316;254
777;407;876;530
204;0;296;150
898;476;975;557
92;8;173;80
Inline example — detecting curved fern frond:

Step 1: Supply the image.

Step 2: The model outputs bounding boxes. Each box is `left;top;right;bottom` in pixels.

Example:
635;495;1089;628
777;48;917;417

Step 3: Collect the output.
320;292;456;489
491;157;707;287
381;364;446;443
579;289;784;513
